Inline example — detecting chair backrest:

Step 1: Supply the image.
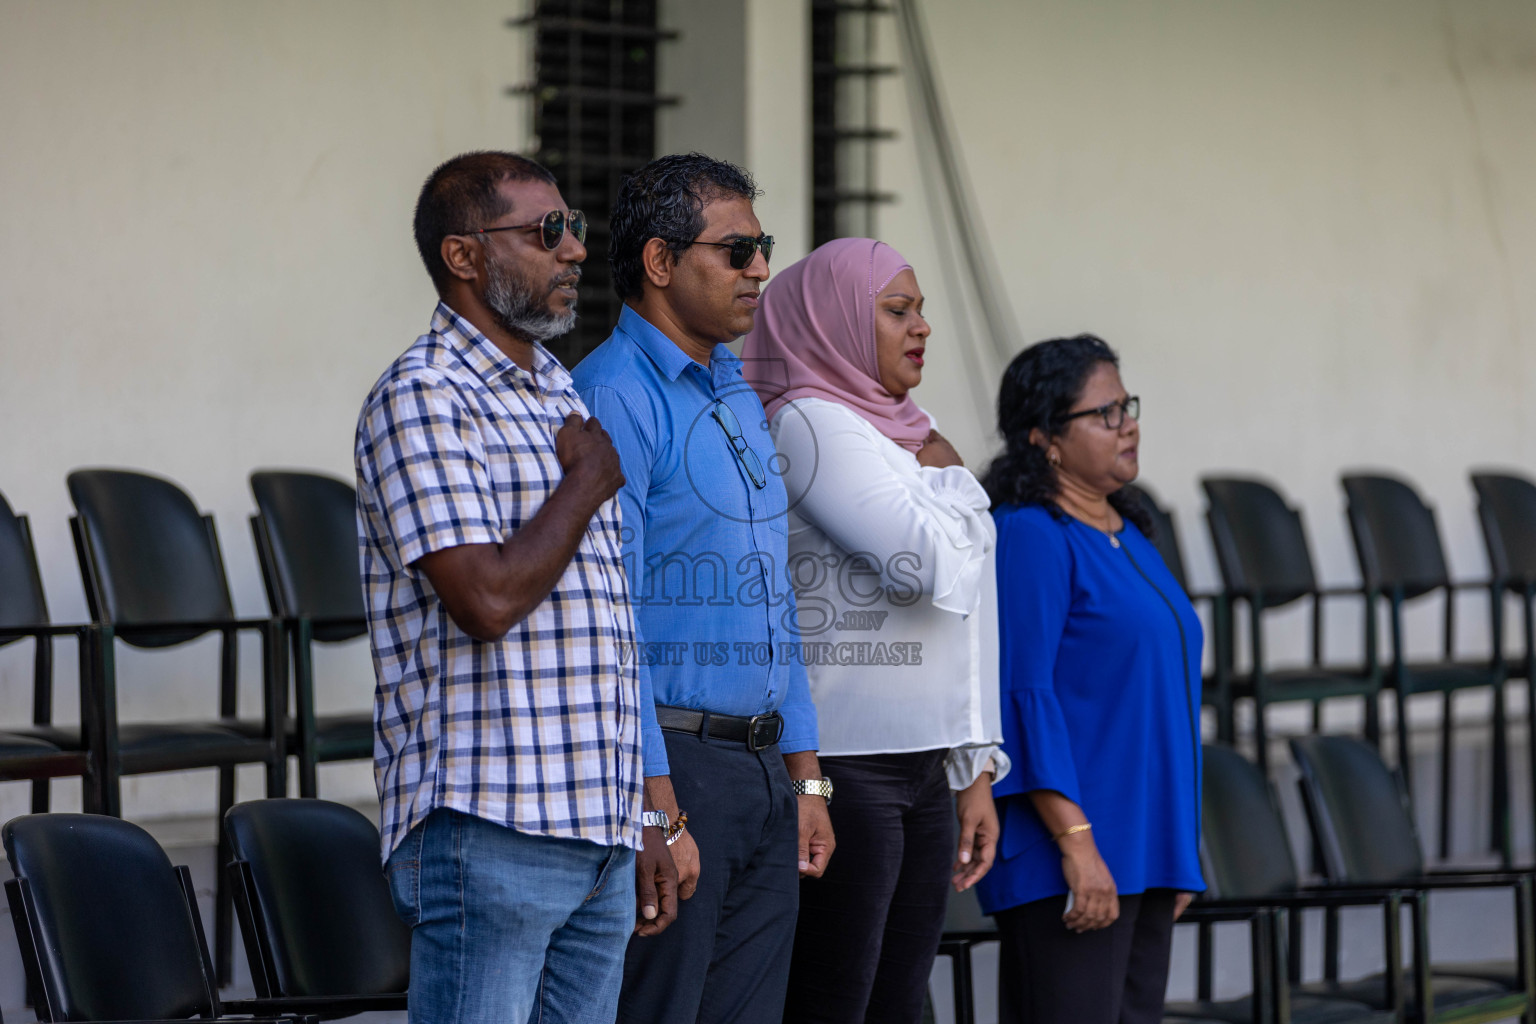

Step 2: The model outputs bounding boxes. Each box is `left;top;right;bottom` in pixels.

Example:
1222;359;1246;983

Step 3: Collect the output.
0;489;50;635
1200;744;1300;899
1202;477;1318;607
1289;735;1423;885
1123;483;1189;592
1340;473;1450;599
3;813;218;1021
249;470;366;643
225;798;410;998
1472;471;1536;588
67;468;235;646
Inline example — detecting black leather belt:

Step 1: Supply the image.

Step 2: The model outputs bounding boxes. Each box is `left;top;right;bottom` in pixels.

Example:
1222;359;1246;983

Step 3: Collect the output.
655;705;784;751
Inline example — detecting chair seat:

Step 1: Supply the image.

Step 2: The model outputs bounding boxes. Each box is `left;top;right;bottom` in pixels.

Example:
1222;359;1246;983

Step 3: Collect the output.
1389;660;1500;695
308;712;373;760
224;712;373;760
0;732;65;756
1166;994;1390;1024
0;731;86;779
1434;959;1521;990
1225;668;1377;704
1299;972;1517;1014
22;722;273;770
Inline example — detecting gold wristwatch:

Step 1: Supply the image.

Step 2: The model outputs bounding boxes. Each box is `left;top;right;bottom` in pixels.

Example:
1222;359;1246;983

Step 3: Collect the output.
791;778;834;804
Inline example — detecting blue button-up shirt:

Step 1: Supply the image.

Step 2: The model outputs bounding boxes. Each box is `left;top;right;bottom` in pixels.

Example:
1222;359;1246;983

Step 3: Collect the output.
574;305;819;776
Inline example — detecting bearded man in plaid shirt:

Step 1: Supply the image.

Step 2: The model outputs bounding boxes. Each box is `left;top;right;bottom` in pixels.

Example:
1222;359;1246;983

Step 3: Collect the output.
355;151;691;1024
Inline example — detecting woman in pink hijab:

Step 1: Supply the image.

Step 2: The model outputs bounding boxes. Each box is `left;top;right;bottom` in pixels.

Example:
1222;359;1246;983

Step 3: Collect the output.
742;238;1007;1024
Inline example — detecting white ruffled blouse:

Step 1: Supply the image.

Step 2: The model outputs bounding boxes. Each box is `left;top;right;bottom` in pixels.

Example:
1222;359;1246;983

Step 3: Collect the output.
768;398;1010;790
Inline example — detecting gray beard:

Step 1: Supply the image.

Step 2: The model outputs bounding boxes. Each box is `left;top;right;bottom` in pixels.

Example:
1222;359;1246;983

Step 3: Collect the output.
484;258;577;343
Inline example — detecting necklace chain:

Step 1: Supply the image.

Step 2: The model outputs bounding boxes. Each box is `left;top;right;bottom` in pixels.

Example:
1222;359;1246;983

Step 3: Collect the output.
1060;499;1121;547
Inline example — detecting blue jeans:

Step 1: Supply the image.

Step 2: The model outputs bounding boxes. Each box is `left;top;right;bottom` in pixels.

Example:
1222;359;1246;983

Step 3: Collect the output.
386;808;635;1024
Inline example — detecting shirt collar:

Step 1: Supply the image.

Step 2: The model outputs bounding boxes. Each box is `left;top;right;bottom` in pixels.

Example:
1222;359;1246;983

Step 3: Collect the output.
617;304;741;388
432;301;572;392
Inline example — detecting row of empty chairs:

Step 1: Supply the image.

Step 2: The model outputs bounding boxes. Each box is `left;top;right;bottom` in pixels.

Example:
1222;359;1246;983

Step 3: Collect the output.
0;469;374;981
10;741;1516;1024
4;463;1535;1016
4;799;407;1023
937;736;1536;1024
1132;471;1536;867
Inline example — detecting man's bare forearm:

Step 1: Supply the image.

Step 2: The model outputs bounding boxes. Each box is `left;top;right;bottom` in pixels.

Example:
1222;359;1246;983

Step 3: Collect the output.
419;470;611;641
783;750;822;780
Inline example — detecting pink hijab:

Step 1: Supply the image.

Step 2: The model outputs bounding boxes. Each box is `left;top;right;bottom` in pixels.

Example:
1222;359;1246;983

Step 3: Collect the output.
741;237;932;452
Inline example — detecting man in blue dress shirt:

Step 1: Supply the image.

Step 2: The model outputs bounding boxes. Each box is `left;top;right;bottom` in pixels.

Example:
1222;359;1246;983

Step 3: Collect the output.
574;153;834;1024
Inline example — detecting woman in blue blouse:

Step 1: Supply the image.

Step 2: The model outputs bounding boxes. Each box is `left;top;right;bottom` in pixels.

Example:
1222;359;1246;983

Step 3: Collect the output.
976;335;1204;1024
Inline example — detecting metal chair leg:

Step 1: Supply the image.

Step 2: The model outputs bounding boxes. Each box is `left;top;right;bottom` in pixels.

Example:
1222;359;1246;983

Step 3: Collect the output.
1395;689;1414;798
1492;678;1512;867
1254;700;1270;780
1439;690;1454;860
950;943;975;1024
215;766;235;986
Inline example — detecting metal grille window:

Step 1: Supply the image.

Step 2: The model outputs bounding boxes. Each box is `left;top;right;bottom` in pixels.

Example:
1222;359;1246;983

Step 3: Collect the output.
811;1;897;246
511;1;676;368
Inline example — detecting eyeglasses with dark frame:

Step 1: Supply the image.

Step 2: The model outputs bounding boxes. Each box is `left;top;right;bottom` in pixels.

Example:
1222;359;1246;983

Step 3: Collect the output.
664;234;774;270
711;401;767;489
1061;395;1140;431
467;209;587;251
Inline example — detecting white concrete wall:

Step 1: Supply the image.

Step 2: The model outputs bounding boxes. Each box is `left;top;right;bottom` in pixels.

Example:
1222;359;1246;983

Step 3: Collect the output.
742;0;1536;688
0;0;533;818
2;0;1534;824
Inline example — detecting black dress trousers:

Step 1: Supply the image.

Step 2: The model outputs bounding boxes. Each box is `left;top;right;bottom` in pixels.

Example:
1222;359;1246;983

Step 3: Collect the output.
618;728;801;1024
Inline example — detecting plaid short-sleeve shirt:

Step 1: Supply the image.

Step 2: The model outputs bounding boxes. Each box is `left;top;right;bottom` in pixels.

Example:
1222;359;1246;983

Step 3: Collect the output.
356;302;643;860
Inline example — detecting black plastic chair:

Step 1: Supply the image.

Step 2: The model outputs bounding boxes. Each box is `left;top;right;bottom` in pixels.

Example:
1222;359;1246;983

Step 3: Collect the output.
1291;734;1534;1023
1164;745;1398;1024
1341;473;1508;864
1471;471;1536;854
1127;483;1235;743
3;812;312;1024
225;798;408;1018
0;489;92;810
66;467;287;981
1202;478;1380;778
249;471;373;798
935;885;996;1024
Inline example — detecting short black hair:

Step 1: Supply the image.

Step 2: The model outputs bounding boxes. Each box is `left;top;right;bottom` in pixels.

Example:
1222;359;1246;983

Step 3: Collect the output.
981;334;1151;533
608;153;762;301
413;151;557;290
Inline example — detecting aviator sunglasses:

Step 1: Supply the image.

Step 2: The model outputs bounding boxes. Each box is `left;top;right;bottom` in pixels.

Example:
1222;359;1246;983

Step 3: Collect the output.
666;234;774;270
468;209;588;250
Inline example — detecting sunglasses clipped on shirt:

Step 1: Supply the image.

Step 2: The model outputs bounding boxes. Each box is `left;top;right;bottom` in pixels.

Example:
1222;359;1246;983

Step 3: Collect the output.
711;401;767;489
1061;396;1140;431
468;209;588;251
665;234;775;270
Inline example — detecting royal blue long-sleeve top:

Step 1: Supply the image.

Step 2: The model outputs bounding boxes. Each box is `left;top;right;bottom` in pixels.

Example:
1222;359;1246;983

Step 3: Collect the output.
977;503;1205;914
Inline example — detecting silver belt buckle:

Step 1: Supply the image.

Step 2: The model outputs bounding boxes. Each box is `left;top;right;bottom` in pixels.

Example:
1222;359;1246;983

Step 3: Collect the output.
746;713;782;751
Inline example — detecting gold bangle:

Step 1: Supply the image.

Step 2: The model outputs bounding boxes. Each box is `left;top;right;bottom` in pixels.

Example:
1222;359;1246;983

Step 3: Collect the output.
1053;823;1092;842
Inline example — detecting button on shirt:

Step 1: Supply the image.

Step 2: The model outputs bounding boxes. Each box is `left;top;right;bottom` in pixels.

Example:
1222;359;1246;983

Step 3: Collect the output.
574;305;819;776
356;302;651;860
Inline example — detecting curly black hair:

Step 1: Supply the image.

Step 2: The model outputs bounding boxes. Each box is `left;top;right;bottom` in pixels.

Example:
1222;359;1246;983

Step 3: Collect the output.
980;334;1151;534
413;151;557;291
608;153;762;301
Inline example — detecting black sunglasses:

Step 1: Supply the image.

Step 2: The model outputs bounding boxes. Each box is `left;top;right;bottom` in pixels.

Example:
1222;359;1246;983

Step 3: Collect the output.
666;234;774;270
1061;395;1140;431
469;209;587;251
711;401;767;489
